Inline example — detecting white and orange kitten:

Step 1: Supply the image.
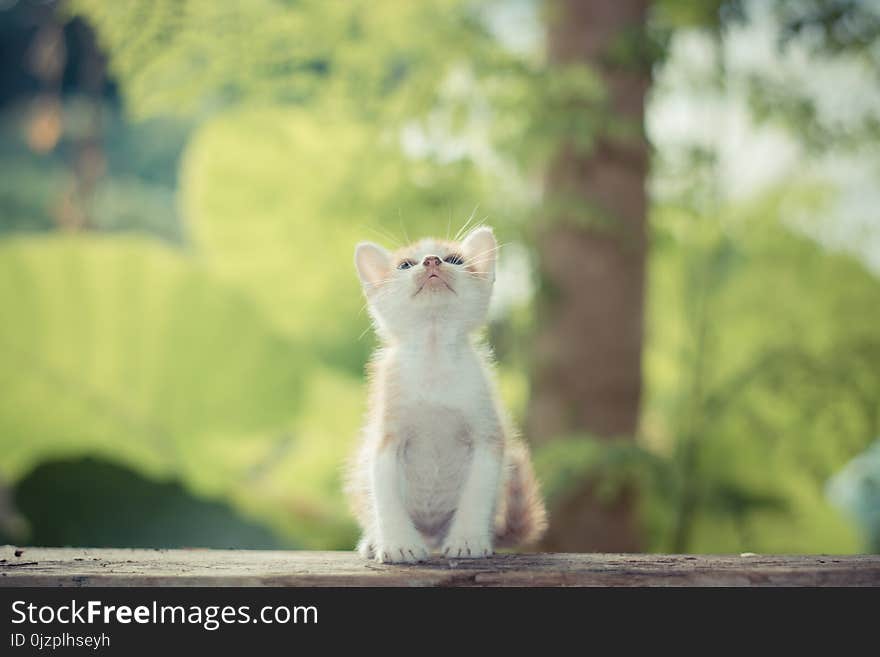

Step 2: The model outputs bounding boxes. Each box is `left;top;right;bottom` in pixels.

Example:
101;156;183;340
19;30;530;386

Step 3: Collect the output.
346;226;547;563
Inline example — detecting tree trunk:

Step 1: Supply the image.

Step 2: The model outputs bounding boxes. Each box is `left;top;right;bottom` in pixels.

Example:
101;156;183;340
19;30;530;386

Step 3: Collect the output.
528;0;650;552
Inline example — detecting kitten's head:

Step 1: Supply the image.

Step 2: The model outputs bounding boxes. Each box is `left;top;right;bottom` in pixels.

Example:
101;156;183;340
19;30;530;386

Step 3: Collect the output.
354;227;497;339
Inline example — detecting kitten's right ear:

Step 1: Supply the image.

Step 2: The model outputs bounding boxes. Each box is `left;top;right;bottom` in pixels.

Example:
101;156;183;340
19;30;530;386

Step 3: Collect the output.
354;242;391;292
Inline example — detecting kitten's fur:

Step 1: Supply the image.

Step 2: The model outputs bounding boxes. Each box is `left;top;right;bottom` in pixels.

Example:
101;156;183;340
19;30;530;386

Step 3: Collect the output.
346;226;547;563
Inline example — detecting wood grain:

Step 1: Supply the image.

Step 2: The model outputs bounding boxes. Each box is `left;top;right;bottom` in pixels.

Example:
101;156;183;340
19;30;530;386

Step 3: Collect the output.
2;546;878;586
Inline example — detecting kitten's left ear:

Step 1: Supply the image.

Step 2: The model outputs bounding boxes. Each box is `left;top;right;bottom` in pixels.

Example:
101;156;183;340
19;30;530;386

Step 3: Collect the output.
354;241;391;293
462;226;497;281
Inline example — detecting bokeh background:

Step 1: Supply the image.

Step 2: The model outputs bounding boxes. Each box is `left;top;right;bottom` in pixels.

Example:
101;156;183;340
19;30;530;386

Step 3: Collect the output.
1;0;878;554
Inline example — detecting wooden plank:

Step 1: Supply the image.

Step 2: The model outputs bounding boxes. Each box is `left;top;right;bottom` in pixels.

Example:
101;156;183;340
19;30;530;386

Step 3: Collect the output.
1;546;878;586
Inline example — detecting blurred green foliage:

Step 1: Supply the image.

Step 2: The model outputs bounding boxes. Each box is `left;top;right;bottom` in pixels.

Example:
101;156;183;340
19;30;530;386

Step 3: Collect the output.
642;185;879;552
0;0;878;552
533;182;880;553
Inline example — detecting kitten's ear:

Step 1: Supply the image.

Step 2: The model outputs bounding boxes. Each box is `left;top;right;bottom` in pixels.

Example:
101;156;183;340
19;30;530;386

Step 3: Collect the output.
461;226;497;280
354;242;391;291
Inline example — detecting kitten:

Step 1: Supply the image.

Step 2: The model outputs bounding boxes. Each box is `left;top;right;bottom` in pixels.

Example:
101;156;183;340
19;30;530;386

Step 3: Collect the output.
346;226;547;563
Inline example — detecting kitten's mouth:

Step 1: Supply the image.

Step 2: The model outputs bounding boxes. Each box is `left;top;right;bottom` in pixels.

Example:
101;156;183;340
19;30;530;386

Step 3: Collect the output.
413;273;456;297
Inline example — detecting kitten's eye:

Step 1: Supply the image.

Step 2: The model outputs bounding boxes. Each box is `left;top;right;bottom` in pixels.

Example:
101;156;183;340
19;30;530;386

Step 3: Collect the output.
397;260;416;270
444;254;464;265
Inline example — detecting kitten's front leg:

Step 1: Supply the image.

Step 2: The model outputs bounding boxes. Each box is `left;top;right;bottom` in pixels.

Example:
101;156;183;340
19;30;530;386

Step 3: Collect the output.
371;437;429;564
442;440;502;559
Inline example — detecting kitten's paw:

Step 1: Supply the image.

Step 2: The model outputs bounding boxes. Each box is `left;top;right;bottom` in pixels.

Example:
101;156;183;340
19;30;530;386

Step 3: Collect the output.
374;540;429;564
442;534;493;559
356;536;374;560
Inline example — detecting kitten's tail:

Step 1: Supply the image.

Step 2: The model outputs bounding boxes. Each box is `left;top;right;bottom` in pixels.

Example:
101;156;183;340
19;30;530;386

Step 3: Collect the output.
494;439;548;549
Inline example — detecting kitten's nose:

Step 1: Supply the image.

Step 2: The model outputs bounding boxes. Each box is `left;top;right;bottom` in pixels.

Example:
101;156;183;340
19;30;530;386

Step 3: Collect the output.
422;255;442;268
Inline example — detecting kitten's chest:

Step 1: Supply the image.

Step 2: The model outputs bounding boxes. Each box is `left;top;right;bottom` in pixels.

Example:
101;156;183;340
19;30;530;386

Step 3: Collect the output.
393;351;480;477
384;344;494;542
391;344;487;414
398;405;472;541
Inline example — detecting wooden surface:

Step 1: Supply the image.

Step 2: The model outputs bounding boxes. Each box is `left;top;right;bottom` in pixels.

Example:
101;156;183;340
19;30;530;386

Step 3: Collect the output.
2;546;879;586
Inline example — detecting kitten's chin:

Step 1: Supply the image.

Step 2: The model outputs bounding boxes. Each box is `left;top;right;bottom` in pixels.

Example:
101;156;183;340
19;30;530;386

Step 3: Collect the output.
413;275;455;297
